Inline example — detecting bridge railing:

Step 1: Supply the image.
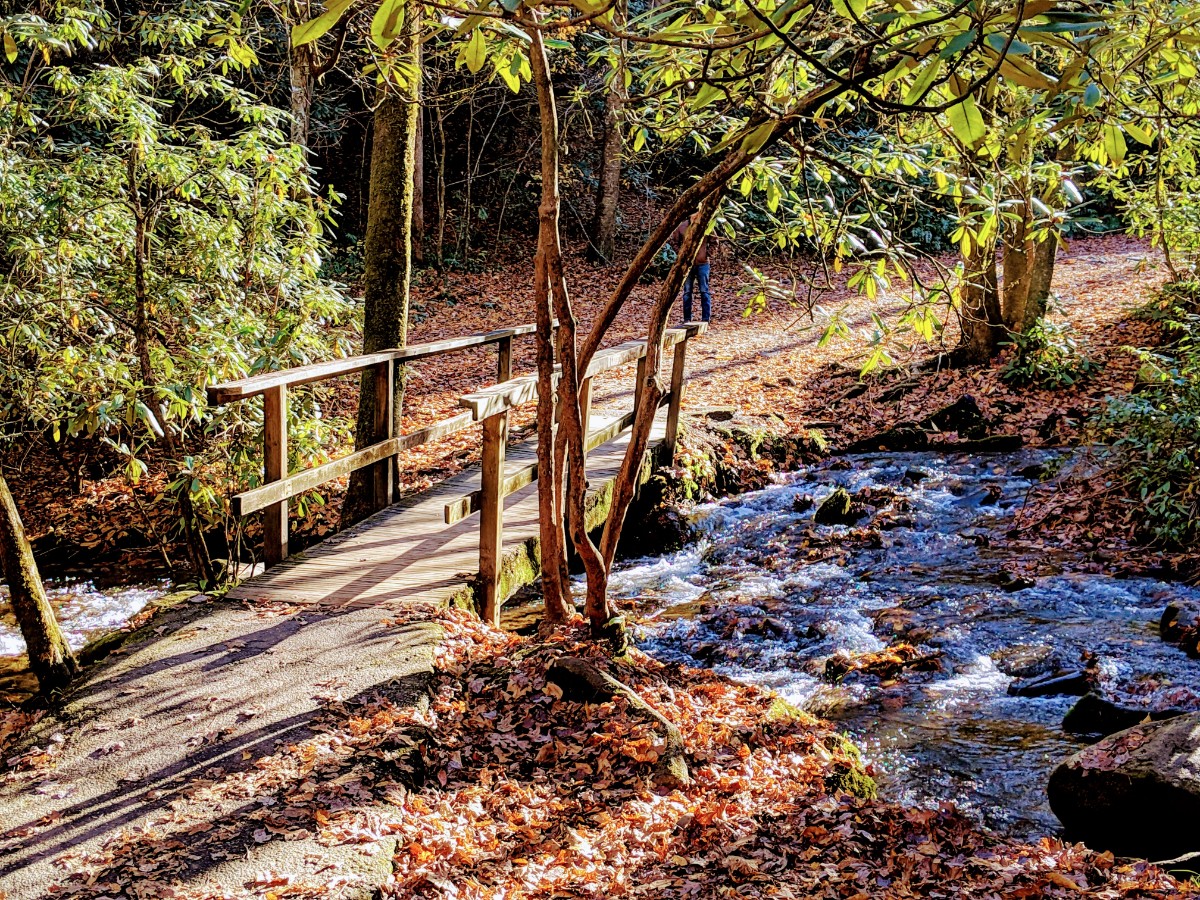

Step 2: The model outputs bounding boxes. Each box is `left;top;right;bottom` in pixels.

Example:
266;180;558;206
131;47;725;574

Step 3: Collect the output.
206;320;707;613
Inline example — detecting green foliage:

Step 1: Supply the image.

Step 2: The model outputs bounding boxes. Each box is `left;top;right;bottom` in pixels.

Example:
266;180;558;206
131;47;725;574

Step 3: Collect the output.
1098;302;1200;548
1000;318;1101;389
0;0;356;561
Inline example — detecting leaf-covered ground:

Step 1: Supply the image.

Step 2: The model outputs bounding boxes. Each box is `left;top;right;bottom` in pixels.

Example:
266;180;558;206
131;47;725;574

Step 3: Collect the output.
14;606;1189;899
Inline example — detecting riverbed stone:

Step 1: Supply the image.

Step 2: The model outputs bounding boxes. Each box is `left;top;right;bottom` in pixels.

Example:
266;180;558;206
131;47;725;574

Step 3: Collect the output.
1008;669;1090;698
1160;599;1200;657
1062;691;1188;736
814;488;863;525
1048;711;1200;858
991;643;1059;679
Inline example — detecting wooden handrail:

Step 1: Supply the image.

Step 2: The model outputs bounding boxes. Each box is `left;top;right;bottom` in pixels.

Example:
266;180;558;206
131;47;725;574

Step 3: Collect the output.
456;325;703;421
206;325;539;404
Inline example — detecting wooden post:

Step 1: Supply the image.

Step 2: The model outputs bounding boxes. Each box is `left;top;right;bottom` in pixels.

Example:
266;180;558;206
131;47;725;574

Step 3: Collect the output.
372;360;394;512
664;337;688;457
262;384;288;566
496;334;513;383
478;409;509;625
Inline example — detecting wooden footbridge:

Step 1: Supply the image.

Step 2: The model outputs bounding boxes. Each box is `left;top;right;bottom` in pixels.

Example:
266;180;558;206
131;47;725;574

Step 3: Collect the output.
206;322;707;622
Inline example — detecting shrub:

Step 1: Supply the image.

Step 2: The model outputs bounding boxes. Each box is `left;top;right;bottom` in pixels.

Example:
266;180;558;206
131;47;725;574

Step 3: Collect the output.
1001;318;1101;389
1098;304;1200;548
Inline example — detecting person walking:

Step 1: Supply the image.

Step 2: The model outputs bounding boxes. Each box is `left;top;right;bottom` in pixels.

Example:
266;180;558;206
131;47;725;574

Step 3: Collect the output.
669;215;714;322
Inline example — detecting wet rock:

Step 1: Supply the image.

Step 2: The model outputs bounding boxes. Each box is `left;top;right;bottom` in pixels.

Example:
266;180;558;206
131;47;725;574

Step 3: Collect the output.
876;514;915;531
1062;692;1188;736
1160;600;1200;657
903;467;930;483
823;643;942;684
954;484;1004;508
1016;463;1048;481
992;644;1058;679
992;570;1036;592
814;488;864;525
792;494;814;513
1048;711;1200;858
1007;669;1091;698
871;608;937;645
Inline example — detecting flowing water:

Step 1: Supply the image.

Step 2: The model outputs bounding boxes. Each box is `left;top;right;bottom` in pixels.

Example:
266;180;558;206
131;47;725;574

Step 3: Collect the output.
0;581;167;659
610;451;1200;840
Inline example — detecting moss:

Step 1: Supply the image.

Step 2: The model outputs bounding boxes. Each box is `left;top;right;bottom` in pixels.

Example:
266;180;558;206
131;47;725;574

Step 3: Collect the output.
824;732;877;799
765;695;818;727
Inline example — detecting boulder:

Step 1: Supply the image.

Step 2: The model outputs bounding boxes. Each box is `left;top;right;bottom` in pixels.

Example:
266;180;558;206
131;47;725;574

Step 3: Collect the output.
1048;711;1200;858
1160;600;1200;657
814;487;863;525
992;644;1059;679
1063;692;1188;736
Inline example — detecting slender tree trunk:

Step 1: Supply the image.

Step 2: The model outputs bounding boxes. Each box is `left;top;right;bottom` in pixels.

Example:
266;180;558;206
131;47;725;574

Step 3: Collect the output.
0;476;76;694
1002;203;1033;332
599;194;719;575
1023;233;1056;329
342;6;421;527
590;0;627;264
528;24;575;623
413;64;425;265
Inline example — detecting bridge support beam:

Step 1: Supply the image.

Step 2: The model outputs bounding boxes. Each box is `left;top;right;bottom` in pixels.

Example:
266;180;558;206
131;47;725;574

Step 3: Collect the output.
478;409;509;626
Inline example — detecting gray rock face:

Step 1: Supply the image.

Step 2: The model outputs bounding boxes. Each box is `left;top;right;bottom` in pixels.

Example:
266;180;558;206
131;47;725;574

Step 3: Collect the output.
1048;712;1200;858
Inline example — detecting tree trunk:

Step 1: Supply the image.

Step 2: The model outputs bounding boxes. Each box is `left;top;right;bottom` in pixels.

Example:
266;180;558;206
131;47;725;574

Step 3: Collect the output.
1002;201;1033;332
342;10;420;528
1023;234;1056;329
599;194;719;574
0;476;76;694
590;4;626;265
957;239;1004;364
413;38;425;265
289;41;315;150
528;24;575;624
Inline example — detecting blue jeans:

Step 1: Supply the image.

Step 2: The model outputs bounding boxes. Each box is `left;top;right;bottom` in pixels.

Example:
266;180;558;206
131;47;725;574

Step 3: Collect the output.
682;263;711;322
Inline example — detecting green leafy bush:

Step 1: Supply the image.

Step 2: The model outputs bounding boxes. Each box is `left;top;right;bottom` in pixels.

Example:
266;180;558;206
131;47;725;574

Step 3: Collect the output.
1000;318;1100;388
1098;305;1200;548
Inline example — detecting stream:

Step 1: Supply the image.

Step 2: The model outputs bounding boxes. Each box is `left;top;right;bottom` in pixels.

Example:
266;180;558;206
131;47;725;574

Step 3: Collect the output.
0;581;167;698
610;450;1200;840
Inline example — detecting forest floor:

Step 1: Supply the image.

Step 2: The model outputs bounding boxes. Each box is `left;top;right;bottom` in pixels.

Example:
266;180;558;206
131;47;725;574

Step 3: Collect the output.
1;607;1190;899
8;233;1182;581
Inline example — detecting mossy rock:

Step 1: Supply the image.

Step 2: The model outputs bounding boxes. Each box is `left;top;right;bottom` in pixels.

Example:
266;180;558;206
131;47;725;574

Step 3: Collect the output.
765;695;818;727
824;732;877;799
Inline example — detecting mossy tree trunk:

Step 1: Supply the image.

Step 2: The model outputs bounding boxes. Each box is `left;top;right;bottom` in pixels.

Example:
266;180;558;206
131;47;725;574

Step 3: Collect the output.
0;476;76;694
343;6;421;528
